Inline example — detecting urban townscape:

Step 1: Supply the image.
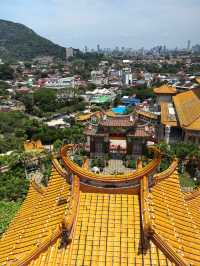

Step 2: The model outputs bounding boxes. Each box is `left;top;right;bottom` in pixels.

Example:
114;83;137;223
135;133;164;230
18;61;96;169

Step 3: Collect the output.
1;1;200;265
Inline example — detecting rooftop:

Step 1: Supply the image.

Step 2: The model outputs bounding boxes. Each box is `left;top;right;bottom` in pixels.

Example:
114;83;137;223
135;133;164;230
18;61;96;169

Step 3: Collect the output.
173;88;200;130
1;147;200;265
90;95;112;104
127;124;155;138
24;140;44;152
160;102;178;127
99;116;135;127
154;84;177;95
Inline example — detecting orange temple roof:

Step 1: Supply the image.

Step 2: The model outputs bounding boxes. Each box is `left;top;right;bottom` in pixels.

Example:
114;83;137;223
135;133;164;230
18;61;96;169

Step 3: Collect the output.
1;146;200;265
154;84;177;95
160;102;178;127
173;88;200;130
24;140;44;152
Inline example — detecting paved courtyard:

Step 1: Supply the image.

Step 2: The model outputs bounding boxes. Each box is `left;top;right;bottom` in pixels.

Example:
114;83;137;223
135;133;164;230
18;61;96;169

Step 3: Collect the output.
103;159;134;175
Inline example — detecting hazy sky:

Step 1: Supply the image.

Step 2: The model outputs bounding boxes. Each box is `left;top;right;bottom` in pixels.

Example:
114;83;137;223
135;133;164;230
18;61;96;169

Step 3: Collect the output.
1;0;200;50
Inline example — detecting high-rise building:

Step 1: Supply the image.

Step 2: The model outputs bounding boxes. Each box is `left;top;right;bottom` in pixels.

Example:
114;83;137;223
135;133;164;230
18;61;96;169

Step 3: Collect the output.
84;46;88;53
97;44;101;53
187;40;191;51
66;47;74;60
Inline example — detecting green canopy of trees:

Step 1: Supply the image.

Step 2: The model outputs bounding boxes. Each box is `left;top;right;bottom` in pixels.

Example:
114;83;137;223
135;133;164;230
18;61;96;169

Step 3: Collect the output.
0;81;10;96
157;142;200;187
121;86;155;100
0;165;29;202
0;201;20;235
16;88;87;117
0;64;14;80
34;88;57;113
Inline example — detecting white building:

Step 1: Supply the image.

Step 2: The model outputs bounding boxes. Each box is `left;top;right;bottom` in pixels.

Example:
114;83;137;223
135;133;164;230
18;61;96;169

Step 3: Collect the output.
90;70;105;85
45;77;75;89
66;47;74;59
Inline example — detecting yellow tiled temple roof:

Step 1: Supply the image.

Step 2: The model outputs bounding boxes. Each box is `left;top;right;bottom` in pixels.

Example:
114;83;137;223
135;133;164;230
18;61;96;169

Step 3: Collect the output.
184;189;200;232
195;77;200;84
137;110;158;120
104;110;116;117
24;140;44;152
1;147;200;265
160;102;178;127
11;192;175;266
0;163;71;265
154;84;177;94
173;88;200;130
76;111;101;122
147;169;200;265
76;113;93;122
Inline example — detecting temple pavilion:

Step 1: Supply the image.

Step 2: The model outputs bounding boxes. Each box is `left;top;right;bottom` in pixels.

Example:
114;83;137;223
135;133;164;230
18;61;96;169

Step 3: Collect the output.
84;113;156;157
1;144;200;265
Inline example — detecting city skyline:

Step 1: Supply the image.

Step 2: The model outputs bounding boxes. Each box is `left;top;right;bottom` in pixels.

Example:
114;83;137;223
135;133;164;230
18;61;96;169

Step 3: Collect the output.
1;0;200;50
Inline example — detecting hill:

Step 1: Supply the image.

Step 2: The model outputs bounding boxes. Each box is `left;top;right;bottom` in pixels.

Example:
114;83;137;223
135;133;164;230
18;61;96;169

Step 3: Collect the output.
0;19;66;61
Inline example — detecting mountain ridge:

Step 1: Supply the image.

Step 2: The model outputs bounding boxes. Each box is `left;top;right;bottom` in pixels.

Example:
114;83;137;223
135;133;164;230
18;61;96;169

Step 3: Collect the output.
0;19;66;61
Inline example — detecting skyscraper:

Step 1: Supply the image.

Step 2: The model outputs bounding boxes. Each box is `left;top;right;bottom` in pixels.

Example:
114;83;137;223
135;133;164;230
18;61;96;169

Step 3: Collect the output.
84;46;88;53
187;40;191;51
97;44;101;53
66;47;74;60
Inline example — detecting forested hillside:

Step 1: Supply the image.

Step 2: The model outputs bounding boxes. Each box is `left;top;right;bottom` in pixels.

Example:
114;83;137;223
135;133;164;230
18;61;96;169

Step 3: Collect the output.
0;19;65;60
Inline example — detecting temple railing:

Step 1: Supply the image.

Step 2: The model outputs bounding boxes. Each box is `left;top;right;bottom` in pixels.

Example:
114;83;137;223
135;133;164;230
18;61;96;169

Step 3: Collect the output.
184;188;200;201
62;175;80;235
52;158;68;179
61;144;161;183
153;159;178;185
31;180;45;195
140;175;152;240
150;232;188;266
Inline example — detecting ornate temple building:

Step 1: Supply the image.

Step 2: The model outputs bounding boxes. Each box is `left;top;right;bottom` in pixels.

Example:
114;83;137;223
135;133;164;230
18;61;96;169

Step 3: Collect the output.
159;88;200;145
1;144;200;265
154;84;177;106
84;114;156;157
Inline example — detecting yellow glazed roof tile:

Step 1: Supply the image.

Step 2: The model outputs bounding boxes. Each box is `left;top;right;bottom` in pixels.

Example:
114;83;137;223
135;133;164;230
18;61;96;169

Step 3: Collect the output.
149;170;200;265
160;102;178;127
1;189;176;265
38;191;175;266
2;150;200;265
0;164;71;265
154;84;177;94
173;88;200;130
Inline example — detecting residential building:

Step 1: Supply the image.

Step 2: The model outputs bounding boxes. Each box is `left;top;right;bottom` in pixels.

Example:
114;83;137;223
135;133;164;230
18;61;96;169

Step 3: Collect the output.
45;77;75;88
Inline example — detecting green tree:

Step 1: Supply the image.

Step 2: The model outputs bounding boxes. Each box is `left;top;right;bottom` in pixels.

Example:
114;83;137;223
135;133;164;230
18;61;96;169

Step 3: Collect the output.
15;93;34;113
0;81;10;97
0;64;14;80
53;139;63;151
33;88;57;113
0;201;20;235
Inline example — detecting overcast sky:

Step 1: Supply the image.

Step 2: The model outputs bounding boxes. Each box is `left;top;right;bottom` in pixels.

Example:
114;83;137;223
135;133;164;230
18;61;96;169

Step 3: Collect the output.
1;0;200;50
